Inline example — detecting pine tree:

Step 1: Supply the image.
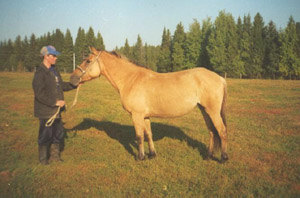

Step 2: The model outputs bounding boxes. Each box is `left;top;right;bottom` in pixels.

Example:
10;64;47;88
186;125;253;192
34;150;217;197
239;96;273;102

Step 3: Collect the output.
46;32;52;45
237;17;243;48
184;19;202;69
250;13;265;78
74;27;87;64
172;42;185;71
264;21;280;79
86;27;96;48
95;32;105;50
60;29;74;72
171;22;186;71
296;22;300;61
122;38;132;59
240;14;252;78
199;18;213;69
14;35;24;71
207;11;242;77
132;35;145;66
157;27;172;72
22;36;31;72
25;34;39;72
38;33;49;48
279;16;300;79
144;44;158;71
236;16;245;78
52;29;64;53
207;25;227;75
4;39;15;71
0;42;5;71
51;29;65;71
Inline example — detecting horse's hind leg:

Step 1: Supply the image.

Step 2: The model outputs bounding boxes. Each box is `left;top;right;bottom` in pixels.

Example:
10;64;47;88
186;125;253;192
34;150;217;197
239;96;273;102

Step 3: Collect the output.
198;105;219;159
144;118;156;159
206;108;228;162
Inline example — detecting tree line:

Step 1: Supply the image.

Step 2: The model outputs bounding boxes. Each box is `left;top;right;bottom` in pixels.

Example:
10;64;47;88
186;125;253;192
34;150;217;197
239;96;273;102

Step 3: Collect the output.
0;11;299;79
0;27;105;73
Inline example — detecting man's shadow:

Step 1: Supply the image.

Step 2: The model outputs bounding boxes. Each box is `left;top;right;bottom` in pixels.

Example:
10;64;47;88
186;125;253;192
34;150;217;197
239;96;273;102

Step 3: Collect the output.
65;118;209;160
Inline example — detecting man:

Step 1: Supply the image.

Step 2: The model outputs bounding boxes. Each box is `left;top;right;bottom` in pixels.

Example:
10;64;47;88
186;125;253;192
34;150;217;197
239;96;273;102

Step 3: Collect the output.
32;45;80;165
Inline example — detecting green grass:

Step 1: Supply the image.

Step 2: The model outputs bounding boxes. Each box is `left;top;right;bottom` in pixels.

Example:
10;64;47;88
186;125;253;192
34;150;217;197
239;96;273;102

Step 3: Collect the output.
0;72;299;197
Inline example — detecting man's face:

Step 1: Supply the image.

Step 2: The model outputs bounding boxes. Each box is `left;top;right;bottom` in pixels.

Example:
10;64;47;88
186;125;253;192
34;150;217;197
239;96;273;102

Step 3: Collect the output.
46;54;57;65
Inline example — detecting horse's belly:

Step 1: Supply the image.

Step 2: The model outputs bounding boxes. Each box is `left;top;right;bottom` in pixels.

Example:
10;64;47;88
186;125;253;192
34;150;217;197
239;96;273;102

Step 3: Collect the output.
148;97;198;118
122;77;200;117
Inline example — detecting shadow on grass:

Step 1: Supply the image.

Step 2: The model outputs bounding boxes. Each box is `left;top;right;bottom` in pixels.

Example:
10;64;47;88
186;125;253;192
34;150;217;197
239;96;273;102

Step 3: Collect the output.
66;118;208;160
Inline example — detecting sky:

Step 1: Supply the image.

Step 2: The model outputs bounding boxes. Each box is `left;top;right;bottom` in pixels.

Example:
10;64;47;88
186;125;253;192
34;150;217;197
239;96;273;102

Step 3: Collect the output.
0;0;299;50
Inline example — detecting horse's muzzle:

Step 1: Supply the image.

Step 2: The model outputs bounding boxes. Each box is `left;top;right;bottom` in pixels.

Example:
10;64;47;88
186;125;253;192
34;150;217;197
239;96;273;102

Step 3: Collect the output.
70;75;81;86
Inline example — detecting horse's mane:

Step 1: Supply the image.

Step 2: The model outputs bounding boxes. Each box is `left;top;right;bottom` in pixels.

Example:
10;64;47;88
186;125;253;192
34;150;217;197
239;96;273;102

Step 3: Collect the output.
108;51;129;61
108;51;148;69
109;51;122;58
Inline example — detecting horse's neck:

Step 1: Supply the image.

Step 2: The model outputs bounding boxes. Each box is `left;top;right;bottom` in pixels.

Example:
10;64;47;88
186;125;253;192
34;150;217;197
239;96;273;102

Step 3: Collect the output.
101;55;139;92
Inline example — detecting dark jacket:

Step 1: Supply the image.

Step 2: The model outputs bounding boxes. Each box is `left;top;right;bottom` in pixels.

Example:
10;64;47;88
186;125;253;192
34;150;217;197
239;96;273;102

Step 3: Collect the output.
32;63;76;118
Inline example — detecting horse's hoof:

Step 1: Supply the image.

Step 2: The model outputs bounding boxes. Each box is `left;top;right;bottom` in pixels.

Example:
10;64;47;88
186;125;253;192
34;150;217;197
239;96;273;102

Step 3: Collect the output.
136;154;145;161
148;152;157;159
221;153;229;163
206;153;214;160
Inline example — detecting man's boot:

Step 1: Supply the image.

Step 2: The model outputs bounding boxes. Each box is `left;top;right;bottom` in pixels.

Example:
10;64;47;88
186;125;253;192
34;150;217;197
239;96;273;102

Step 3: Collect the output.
38;145;49;165
50;144;63;162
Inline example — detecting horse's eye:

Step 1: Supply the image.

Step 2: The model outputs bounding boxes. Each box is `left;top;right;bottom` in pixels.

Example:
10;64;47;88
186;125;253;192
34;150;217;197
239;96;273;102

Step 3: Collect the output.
86;60;90;64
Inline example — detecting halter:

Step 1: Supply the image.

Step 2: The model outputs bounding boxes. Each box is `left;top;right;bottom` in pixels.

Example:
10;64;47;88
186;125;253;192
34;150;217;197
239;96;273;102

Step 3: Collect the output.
76;51;102;78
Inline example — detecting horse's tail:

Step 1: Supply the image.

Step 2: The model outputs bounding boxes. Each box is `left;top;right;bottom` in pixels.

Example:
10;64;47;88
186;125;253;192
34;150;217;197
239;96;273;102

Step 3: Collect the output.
221;80;227;128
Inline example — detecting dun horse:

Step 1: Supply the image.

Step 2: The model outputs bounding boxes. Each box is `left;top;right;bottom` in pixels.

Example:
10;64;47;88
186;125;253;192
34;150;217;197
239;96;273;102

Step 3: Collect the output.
71;47;228;162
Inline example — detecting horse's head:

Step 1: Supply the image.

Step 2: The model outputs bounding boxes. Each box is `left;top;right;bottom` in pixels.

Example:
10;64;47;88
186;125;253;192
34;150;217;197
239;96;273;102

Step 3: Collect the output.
70;47;102;85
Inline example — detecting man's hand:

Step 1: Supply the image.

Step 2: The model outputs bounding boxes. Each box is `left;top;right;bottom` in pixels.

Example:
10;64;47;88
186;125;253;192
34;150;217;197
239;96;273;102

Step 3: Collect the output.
56;100;65;107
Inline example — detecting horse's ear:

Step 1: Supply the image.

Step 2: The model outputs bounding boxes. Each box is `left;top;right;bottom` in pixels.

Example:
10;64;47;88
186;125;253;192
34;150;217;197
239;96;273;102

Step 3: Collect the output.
89;46;98;55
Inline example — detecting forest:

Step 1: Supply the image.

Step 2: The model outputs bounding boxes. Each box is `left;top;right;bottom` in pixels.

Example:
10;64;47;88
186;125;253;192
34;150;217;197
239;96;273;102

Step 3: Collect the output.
0;11;299;79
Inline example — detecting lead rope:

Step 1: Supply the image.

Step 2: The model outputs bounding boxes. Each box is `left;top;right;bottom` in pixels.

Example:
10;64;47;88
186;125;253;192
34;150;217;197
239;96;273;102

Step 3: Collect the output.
45;82;81;127
45;106;61;127
71;83;81;108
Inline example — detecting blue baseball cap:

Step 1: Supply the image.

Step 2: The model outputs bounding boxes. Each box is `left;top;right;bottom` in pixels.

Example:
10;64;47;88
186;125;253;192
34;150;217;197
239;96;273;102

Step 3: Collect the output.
40;45;61;56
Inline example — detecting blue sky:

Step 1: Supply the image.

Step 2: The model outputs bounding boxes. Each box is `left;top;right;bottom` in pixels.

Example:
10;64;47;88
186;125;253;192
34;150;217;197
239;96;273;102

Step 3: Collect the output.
0;0;299;50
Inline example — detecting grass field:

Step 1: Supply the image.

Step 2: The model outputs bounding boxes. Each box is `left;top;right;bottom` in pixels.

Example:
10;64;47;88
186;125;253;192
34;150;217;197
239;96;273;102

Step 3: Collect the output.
0;72;299;197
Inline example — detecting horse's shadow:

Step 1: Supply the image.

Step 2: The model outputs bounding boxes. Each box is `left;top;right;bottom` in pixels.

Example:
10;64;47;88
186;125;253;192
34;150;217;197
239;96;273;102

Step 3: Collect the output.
65;118;208;160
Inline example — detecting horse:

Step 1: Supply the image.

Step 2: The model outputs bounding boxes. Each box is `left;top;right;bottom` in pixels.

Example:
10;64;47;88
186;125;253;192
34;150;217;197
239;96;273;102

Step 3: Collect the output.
71;47;228;163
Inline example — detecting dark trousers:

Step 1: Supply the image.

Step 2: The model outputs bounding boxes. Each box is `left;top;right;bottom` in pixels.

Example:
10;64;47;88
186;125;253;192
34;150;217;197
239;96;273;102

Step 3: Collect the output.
38;118;64;146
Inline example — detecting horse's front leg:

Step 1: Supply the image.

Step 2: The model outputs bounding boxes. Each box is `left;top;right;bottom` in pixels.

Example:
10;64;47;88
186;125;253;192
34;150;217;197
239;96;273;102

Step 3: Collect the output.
132;113;146;160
